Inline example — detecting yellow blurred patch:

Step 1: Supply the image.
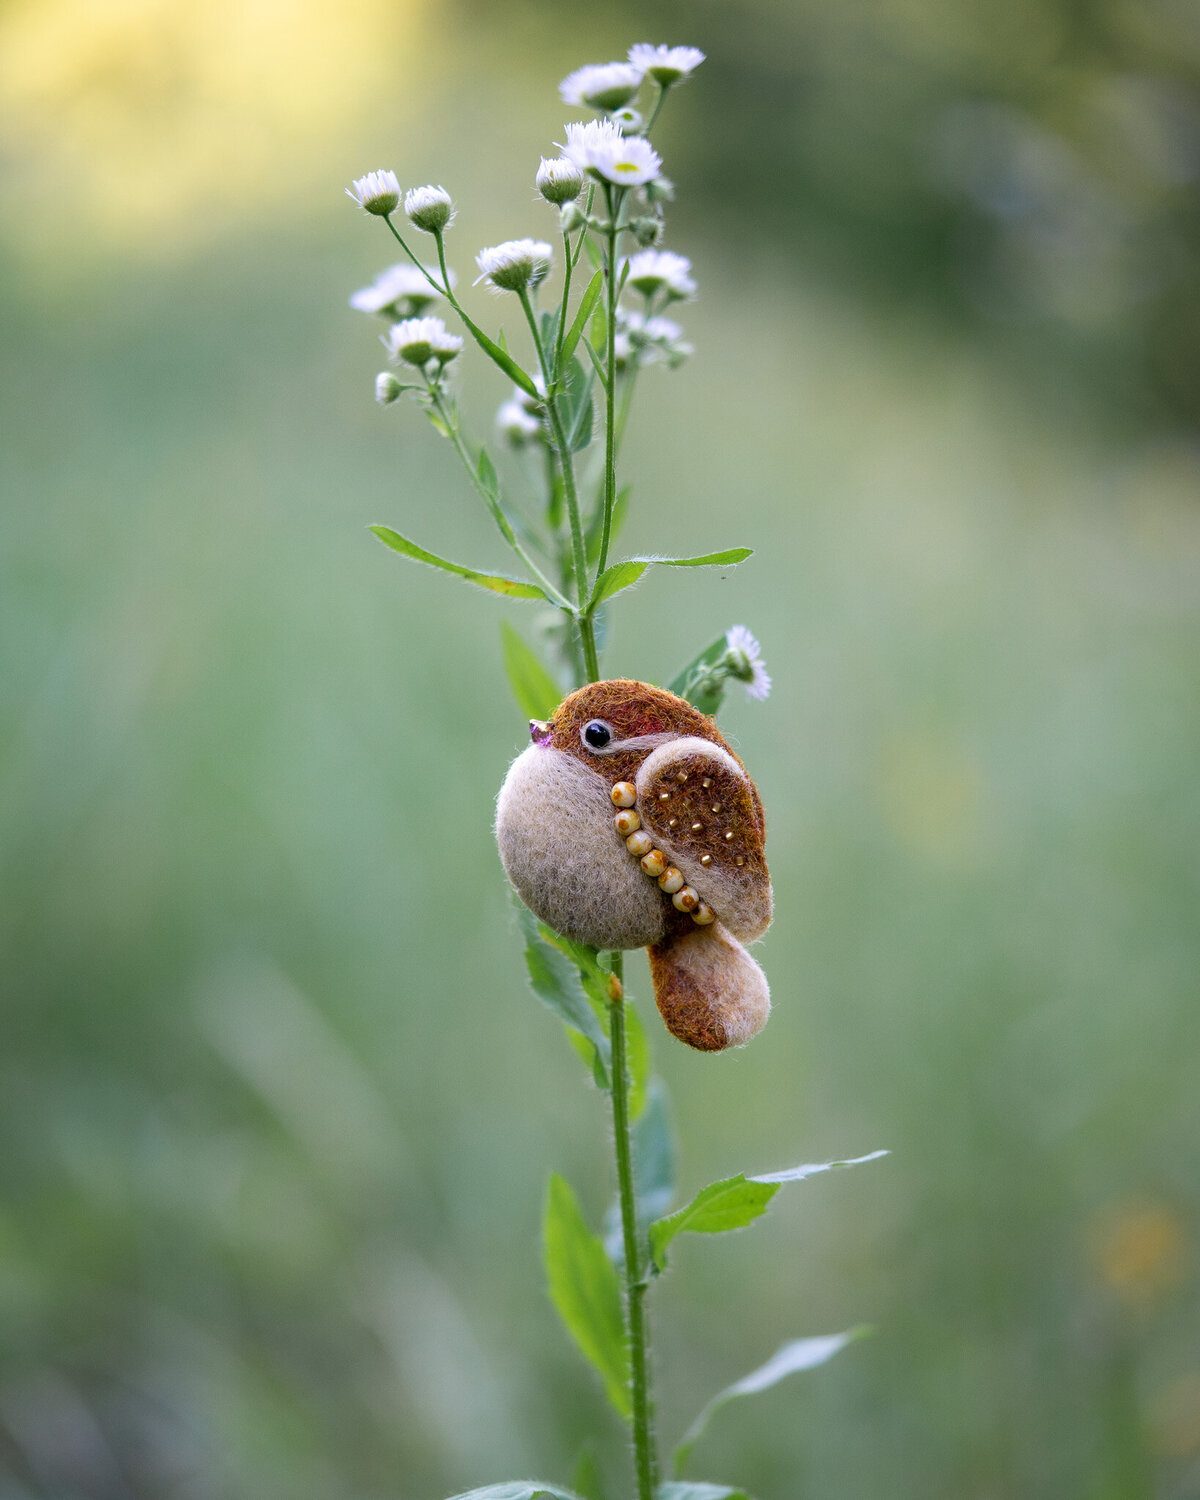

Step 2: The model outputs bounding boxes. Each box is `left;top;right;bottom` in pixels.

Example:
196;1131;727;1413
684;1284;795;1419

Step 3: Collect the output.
1089;1199;1189;1307
873;728;984;867
0;0;430;260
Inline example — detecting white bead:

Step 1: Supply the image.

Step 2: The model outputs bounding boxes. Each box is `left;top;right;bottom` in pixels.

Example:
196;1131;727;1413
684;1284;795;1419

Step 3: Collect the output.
626;830;653;857
672;885;699;913
657;867;684;894
692;902;716;925
640;848;667;878
611;781;637;808
614;809;641;836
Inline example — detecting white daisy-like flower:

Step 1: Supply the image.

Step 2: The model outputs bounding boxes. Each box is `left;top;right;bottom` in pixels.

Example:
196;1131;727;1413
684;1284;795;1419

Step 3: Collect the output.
514;376;548;414
474;238;553;293
625;249;696;299
622;310;684;344
559;61;642;111
405;184;454;233
497;397;543;445
563;120;662;187
349;263;451;316
627;44;706;86
611;106;643;134
347;169;401;216
535;156;584;205
386;315;463;367
725;625;772;701
375;371;403;405
612;331;634;370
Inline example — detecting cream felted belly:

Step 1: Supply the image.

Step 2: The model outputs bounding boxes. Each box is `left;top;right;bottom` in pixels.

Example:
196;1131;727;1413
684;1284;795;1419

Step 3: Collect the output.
496;743;667;950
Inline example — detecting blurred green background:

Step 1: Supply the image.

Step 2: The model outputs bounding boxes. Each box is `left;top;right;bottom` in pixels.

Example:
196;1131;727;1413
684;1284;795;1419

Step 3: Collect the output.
2;1;1199;1496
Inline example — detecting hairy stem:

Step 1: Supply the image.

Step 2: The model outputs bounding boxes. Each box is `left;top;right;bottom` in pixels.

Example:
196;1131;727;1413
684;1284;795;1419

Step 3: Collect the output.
607;952;657;1500
597;189;622;576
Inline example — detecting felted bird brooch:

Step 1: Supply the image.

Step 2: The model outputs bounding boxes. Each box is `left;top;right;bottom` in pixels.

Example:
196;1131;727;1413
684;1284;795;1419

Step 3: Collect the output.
496;679;772;1052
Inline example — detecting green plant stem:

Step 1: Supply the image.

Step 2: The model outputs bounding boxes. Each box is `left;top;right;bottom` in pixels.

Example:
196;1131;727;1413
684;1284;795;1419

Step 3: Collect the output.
643;82;669;135
596;190;622;576
427;384;572;610
516;288;598;678
607;951;657;1500
554;228;574;375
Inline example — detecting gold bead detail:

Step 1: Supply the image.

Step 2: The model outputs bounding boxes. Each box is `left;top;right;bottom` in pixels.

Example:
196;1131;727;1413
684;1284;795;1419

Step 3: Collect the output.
659;791;670;801
724;830;734;841
640;848;667;879
691;821;703;832
626;829;653;857
667;817;678;828
611;781;637;809
658;867;684;894
672;885;700;913
692;901;716;925
614;809;641;836
676;770;688;782
735;855;745;867
700;853;712;866
711;803;721;813
701;778;712;788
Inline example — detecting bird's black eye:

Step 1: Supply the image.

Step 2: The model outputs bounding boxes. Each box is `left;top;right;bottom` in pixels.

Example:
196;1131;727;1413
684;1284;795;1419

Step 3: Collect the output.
582;720;612;750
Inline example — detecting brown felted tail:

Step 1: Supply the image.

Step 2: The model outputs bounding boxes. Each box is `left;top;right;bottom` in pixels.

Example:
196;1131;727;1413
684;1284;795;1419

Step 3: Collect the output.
647;920;771;1052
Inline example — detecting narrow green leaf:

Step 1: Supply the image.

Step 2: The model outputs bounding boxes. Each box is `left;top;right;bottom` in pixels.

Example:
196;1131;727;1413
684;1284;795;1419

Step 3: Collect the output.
370;526;545;599
456;306;539;397
590;560;649;608
426;409;452;439
477;446;500;500
517;905;611;1084
581;336;609;389
570;1442;606;1500
649;1176;778;1272
650;1151;889;1272
446;1485;585;1500
559;270;605;374
500;621;562;722
749;1150;890;1184
544;1174;631;1420
657;1486;751;1500
667;635;730;715
588;551;752;611
672;1330;869;1478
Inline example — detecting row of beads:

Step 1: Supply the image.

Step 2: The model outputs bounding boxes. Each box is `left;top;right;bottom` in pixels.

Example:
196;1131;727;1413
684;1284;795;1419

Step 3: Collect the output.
610;781;715;925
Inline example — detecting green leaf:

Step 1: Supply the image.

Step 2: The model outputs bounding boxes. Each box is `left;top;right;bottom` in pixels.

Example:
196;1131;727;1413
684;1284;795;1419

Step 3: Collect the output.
477;446;500;499
672;1331;869;1478
588;551;753;610
605;1078;674;1261
455;306;539;397
536;925;623;1004
500;621;562;722
558;270;605;374
369;527;545;599
570;1442;606;1500
657;1486;751;1500
557;355;595;452
445;1486;585;1500
667;635;730;716
649;1151;888;1271
517;905;611;1085
649;1177;778;1271
544;1174;631;1420
581;335;609;390
625;997;650;1122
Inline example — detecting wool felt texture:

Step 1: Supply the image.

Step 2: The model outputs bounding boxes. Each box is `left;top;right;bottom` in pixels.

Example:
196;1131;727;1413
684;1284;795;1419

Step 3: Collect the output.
495;679;773;1051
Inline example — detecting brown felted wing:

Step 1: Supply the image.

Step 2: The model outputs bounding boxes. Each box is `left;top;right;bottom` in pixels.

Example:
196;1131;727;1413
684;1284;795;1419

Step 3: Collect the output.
634;737;773;942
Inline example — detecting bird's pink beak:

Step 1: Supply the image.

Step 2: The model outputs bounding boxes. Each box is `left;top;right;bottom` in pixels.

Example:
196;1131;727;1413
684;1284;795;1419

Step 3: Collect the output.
530;719;551;745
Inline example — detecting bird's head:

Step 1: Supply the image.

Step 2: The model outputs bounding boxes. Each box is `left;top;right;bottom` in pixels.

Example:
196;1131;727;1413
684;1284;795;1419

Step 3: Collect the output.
529;679;729;783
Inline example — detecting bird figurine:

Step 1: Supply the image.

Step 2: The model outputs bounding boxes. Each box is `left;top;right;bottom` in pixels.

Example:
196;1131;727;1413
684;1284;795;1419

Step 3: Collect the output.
496;679;772;1052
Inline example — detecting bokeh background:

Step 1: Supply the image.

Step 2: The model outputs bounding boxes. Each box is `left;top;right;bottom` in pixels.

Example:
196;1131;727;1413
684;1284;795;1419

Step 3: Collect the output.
3;0;1200;1496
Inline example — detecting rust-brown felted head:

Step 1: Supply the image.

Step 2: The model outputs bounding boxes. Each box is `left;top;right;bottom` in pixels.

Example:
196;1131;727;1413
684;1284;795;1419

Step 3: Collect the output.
495;678;773;1050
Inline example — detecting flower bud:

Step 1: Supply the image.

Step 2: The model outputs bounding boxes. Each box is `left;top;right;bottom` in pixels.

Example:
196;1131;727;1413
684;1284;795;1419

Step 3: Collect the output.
559;201;586;233
387;315;463;367
630;216;662;247
474;239;553;293
612;106;643;134
536;156;585;205
404;184;454;233
497;397;542;446
644;176;675;205
375;371;403;404
347;169;401;216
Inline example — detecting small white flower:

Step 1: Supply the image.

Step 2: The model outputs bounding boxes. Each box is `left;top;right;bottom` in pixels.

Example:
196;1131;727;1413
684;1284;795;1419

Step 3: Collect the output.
514;376;548;414
387;315;463;366
347;169;401;216
563;120;661;187
559;61;642;111
536;156;584;205
375;371;403;404
627;44;706;86
591;134;662;187
622;310;684;343
405;184;454;233
613;331;633;370
625;249;696;299
474;238;553;293
612;106;643;134
349;263;451;316
725;625;772;701
497;397;543;445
